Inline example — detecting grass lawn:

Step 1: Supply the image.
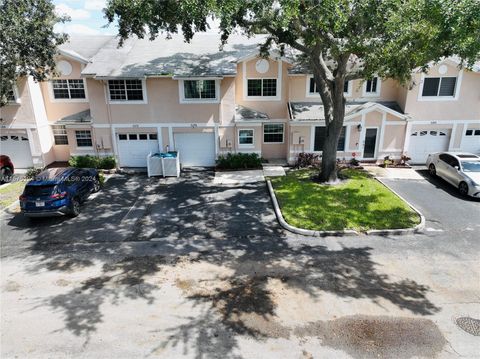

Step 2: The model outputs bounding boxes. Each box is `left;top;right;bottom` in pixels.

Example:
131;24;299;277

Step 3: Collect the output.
0;180;27;210
270;169;420;231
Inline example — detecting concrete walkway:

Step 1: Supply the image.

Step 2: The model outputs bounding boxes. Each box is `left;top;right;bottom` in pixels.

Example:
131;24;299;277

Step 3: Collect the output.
364;165;425;180
213;169;264;185
262;165;286;177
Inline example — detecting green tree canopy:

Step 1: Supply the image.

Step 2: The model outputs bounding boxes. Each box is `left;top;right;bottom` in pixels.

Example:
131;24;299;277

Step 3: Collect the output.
109;0;477;180
0;0;68;106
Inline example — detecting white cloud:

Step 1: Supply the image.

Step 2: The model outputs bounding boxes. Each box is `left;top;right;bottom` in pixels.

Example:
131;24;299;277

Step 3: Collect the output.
54;23;100;35
55;3;91;20
84;0;106;11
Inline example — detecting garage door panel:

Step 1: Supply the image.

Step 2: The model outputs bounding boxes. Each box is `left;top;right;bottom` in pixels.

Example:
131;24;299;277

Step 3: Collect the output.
409;130;450;163
117;133;159;167
461;131;480;154
0;134;33;168
174;133;216;167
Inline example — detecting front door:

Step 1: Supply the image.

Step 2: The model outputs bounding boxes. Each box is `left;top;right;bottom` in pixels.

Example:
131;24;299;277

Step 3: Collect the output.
363;128;377;159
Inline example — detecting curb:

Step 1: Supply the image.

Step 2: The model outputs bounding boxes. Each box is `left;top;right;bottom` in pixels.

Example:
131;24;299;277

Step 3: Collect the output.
266;179;359;237
366;177;425;235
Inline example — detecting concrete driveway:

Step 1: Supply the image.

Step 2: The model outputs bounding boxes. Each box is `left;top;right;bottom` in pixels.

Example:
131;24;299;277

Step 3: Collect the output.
1;169;479;358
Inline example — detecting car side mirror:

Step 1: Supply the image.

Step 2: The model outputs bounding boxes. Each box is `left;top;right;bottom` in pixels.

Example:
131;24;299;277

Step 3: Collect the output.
454;165;460;171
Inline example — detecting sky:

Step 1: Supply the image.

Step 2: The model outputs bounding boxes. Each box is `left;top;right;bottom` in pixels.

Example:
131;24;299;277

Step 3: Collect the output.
53;0;117;35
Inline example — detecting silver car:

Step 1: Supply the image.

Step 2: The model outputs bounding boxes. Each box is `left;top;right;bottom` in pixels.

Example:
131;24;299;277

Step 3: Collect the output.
426;152;480;197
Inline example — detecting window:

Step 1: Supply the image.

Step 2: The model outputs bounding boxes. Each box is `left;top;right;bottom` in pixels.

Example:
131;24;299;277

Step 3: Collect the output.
263;124;284;143
247;79;277;97
118;134;128;140
52;125;68;145
183;80;217;100
149;133;158;140
422;77;457;97
238;129;254;145
314;126;346;151
139;134;148;140
51;79;86;99
309;77;350;95
75;130;92;147
365;77;379;94
466;129;480;136
108;79;144;101
129;134;138;140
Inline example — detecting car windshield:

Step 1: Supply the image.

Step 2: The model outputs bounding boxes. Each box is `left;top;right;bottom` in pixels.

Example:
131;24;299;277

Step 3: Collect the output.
461;161;480;172
24;185;56;197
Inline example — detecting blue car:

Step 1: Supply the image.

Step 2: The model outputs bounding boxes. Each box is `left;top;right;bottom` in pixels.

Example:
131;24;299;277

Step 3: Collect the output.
20;167;101;217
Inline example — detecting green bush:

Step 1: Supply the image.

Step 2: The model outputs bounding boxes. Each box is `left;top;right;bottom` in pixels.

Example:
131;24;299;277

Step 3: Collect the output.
25;167;42;179
68;155;116;169
97;156;116;169
216;153;262;170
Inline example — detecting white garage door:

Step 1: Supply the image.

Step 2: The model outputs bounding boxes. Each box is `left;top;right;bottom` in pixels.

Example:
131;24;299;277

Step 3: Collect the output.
409;130;450;163
0;134;33;168
461;129;480;154
174;132;216;167
117;133;159;167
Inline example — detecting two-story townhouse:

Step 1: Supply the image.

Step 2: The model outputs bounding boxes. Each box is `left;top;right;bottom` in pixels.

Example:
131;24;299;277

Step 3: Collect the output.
0;35;113;168
2;33;479;169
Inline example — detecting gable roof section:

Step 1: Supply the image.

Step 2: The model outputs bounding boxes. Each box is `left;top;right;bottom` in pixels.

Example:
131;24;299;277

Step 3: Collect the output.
58;35;114;63
82;32;272;78
289;101;408;122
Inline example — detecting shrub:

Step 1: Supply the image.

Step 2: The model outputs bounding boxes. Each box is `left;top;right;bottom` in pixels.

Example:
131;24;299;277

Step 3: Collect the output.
97;156;116;169
216;153;262;170
68;155;116;169
25;167;42;179
294;152;319;168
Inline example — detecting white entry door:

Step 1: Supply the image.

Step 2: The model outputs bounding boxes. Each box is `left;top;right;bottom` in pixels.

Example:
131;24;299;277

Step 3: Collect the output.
409;130;450;163
0;134;34;168
174;132;216;167
117;133;159;167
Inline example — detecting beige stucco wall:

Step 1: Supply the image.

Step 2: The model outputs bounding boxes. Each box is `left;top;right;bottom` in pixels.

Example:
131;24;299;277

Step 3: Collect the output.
0;78;36;126
89;77;235;125
40;57;90;123
404;63;480;121
365;111;383;127
382;124;406;151
235;58;289;119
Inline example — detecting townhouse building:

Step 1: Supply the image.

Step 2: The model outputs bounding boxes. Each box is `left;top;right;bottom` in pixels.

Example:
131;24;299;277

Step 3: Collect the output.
1;33;479;169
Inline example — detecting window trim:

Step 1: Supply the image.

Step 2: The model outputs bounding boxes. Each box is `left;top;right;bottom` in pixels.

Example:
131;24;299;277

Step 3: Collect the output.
238;128;255;147
107;79;148;105
178;78;221;104
362;77;381;97
306;75;351;98
48;78;88;103
52;125;69;145
75;130;93;148
6;85;21;104
242;59;282;101
263;123;285;144
417;70;463;102
246;78;278;98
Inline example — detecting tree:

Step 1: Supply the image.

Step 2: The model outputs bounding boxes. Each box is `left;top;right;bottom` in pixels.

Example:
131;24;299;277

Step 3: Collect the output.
0;0;68;107
105;0;480;181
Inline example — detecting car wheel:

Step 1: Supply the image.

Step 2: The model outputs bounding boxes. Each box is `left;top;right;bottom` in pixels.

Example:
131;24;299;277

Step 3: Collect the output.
0;167;13;183
93;177;101;193
428;164;436;177
458;182;469;197
68;198;80;217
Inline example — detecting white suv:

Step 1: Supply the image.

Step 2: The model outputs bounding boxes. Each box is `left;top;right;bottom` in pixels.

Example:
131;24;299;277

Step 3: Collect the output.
426;152;480;197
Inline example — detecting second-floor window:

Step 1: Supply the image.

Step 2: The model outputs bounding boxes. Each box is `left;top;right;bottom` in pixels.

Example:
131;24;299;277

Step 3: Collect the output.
52;125;68;145
422;77;457;97
108;79;144;101
183;80;217;100
247;79;277;97
75;130;92;147
365;77;379;94
309;77;349;95
52;79;86;99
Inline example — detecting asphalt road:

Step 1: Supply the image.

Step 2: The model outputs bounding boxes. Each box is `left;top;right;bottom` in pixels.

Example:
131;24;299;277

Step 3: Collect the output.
1;170;479;358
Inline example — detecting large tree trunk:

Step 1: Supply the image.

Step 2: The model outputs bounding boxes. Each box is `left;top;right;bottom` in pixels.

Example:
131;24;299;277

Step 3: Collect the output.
319;93;346;182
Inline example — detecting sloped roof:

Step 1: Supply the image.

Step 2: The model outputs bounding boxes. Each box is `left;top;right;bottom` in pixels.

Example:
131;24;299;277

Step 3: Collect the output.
235;105;270;122
82;32;272;78
58;35;114;61
56;110;92;125
289;101;405;121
